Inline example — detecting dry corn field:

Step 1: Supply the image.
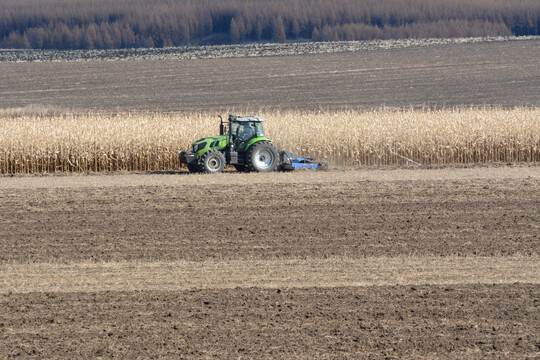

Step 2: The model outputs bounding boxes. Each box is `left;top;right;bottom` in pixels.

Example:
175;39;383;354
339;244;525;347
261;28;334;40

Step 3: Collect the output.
0;107;538;174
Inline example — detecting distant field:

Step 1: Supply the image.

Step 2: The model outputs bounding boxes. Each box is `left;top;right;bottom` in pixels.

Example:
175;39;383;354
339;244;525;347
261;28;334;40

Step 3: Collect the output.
0;39;538;111
1;36;536;62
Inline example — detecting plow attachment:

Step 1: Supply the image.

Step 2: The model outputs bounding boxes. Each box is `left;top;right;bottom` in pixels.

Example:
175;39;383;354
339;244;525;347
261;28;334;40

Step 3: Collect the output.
278;150;327;171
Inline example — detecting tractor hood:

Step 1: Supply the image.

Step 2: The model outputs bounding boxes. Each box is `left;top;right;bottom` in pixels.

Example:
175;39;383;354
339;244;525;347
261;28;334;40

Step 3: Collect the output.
192;135;228;155
192;135;227;146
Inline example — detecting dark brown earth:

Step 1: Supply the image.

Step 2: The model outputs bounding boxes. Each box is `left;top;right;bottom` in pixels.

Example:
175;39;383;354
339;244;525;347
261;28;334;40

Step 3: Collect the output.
0;40;538;112
0;168;539;262
1;167;539;358
1;285;539;359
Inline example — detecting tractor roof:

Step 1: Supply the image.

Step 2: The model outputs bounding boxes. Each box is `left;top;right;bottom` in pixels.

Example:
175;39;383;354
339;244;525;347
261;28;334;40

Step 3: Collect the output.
232;116;265;122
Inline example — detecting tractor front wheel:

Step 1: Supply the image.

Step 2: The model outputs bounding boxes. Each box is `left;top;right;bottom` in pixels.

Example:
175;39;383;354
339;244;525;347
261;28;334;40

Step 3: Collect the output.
245;141;279;172
199;150;226;173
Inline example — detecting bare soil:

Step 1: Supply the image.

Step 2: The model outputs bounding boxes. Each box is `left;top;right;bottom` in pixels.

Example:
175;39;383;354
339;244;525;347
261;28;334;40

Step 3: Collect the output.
2;256;538;293
1;167;538;263
0;39;538;111
1;285;539;359
1;167;539;358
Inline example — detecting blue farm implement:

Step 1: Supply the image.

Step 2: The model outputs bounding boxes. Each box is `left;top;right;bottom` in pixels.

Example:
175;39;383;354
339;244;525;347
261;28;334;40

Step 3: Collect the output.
278;151;327;171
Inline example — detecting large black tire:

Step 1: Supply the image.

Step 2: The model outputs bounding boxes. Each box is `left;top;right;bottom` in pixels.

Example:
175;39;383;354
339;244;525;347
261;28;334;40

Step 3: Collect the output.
199;150;226;173
245;141;279;172
187;163;200;173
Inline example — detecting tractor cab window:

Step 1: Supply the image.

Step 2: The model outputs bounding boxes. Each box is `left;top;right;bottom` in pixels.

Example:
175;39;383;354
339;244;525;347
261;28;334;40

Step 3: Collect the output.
230;122;239;137
236;122;258;141
255;122;264;137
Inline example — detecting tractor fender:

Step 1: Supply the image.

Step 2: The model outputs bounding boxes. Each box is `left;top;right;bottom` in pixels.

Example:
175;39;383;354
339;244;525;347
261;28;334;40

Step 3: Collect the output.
243;137;272;152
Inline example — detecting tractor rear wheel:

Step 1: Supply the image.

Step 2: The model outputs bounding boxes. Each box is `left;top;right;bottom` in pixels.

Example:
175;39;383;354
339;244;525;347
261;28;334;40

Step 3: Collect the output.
199;150;226;173
245;141;279;172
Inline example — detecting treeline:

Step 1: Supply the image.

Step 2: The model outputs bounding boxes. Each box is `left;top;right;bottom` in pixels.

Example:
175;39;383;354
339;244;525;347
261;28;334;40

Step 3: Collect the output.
0;0;539;49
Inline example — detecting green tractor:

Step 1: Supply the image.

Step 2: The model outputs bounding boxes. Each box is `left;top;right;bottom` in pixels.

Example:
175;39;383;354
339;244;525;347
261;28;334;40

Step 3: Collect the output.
179;114;280;173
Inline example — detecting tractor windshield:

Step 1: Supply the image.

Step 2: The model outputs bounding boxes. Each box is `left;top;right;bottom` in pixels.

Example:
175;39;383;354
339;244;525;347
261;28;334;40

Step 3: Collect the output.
235;122;263;141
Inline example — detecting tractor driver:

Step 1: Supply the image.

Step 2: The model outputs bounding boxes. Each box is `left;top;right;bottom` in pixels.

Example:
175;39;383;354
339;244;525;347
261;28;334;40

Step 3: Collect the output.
239;123;255;140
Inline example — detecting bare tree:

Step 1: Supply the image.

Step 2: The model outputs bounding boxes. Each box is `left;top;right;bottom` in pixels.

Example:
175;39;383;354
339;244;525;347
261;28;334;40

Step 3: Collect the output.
0;0;538;49
271;16;287;43
230;18;240;43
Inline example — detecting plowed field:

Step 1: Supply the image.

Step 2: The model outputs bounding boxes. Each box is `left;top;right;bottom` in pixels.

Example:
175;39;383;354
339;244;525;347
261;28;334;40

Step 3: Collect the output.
1;39;538;111
1;166;539;358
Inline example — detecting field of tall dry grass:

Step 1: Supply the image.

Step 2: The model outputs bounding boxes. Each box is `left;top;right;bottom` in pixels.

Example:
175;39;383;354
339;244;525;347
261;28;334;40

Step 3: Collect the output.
1;107;538;173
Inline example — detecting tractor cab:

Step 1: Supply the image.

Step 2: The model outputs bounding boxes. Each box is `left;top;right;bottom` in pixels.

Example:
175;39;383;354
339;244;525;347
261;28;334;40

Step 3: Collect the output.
223;115;265;150
220;115;264;144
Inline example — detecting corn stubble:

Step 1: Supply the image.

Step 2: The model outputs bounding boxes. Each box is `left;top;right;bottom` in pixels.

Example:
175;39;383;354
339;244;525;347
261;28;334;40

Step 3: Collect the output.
1;108;538;174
